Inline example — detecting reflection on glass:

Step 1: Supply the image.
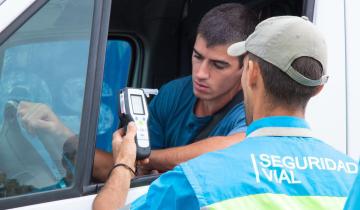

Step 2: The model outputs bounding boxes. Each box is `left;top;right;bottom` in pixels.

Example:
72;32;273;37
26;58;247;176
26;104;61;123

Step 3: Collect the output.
97;103;114;135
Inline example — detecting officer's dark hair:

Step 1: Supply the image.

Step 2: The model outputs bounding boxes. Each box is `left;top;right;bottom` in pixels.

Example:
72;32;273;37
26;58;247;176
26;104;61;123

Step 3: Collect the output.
197;3;258;48
247;53;323;109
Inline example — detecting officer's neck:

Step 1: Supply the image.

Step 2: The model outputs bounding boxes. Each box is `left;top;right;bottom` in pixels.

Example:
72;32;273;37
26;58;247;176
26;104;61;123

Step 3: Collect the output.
252;96;306;121
253;107;305;121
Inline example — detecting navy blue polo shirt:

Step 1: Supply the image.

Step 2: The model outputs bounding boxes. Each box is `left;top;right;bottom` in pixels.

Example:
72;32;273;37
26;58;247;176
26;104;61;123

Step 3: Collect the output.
148;76;246;149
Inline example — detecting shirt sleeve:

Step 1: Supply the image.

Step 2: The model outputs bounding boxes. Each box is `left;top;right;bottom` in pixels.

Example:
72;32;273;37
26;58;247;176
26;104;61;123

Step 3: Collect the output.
224;103;247;136
130;166;199;210
148;92;166;149
148;82;176;149
227;125;247;135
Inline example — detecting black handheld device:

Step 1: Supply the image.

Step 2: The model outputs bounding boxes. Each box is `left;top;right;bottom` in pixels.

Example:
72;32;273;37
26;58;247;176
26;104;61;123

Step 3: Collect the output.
119;88;151;160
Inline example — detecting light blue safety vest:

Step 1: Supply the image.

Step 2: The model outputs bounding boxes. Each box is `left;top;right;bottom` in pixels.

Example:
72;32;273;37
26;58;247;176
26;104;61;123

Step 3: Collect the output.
181;116;358;209
130;116;357;210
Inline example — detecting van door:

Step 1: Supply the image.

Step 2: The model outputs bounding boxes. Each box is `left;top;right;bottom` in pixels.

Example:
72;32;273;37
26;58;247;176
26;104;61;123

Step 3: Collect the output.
0;0;111;208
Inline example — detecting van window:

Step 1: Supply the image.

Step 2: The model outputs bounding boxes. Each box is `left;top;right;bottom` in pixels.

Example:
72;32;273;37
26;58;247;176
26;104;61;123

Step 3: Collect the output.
0;0;94;198
96;40;132;152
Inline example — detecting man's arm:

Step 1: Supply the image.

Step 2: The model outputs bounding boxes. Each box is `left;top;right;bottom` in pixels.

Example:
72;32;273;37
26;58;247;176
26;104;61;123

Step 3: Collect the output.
93;132;246;178
144;132;245;172
92;149;114;181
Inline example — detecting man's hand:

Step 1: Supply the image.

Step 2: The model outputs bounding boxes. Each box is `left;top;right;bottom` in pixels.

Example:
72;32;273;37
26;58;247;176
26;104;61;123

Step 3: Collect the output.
136;163;159;176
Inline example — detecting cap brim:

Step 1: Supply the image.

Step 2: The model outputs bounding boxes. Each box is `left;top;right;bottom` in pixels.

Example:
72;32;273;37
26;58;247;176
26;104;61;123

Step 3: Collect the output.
227;41;246;56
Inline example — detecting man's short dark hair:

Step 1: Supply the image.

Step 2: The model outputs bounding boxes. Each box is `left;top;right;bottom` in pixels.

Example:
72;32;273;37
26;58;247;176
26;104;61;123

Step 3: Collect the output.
248;53;323;109
197;3;258;48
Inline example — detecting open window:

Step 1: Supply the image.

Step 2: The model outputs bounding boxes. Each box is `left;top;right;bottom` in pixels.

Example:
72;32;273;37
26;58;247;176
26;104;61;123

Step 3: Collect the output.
96;39;133;152
94;0;315;188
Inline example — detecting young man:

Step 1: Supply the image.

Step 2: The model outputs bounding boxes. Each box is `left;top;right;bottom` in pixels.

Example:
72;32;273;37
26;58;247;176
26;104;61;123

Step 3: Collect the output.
92;3;258;179
93;16;358;210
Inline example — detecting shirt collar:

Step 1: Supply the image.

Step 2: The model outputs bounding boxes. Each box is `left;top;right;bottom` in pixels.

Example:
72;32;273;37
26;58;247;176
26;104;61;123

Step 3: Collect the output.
246;116;310;137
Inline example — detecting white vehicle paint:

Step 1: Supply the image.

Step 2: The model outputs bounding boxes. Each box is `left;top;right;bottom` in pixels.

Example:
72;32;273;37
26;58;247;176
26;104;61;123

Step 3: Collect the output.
307;0;347;154
345;0;360;160
9;186;149;210
307;0;360;160
0;0;36;33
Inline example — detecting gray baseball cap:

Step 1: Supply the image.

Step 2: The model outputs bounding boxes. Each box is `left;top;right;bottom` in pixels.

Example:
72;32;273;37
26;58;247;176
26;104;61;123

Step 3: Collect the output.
228;16;328;86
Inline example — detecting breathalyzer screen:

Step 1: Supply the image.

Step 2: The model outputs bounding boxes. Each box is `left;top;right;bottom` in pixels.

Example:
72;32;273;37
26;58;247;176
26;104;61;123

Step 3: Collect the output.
130;94;144;115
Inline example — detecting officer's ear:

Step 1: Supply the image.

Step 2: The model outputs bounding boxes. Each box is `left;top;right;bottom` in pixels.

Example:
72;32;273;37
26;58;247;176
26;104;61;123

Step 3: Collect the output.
312;85;324;97
247;58;262;88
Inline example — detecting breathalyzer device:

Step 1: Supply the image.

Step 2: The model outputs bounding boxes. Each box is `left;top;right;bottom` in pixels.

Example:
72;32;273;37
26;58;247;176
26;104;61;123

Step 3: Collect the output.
119;88;151;160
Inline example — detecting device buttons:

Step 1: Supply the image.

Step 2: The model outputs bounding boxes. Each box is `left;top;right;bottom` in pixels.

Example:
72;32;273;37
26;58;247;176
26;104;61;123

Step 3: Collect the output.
137;138;149;147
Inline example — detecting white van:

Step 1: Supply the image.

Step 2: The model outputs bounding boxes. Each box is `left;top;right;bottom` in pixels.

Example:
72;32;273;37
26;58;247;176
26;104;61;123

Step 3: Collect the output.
0;0;359;209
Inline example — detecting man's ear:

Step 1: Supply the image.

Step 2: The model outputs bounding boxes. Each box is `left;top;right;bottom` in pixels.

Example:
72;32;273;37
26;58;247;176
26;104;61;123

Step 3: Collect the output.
247;59;261;87
312;85;324;96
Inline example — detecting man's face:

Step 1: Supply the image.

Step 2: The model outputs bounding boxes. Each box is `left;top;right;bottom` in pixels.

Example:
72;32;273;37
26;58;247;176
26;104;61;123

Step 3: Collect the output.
192;35;243;103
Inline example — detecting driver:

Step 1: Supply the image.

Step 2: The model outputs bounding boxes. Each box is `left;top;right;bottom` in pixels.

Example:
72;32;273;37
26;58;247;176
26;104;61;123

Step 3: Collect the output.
93;3;258;179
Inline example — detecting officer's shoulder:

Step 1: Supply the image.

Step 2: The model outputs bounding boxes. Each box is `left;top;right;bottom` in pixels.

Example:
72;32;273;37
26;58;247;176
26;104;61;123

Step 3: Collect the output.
186;140;254;166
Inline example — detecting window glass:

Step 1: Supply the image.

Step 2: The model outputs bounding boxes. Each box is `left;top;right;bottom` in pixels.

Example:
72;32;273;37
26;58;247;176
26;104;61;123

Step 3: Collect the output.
96;40;132;152
0;0;94;198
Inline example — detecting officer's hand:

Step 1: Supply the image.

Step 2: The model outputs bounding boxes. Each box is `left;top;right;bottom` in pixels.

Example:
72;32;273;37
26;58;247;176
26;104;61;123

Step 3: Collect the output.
112;122;139;173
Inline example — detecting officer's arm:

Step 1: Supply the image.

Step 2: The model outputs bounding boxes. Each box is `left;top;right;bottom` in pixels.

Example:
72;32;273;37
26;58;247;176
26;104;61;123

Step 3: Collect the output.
144;132;245;172
93;123;138;210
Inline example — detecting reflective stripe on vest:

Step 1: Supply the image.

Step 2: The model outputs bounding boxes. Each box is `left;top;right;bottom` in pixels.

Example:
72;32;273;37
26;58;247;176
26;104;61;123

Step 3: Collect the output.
247;127;315;138
201;193;347;210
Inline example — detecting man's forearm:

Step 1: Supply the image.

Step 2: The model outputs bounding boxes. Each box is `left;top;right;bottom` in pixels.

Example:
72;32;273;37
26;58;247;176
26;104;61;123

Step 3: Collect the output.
93;149;114;181
148;132;245;171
